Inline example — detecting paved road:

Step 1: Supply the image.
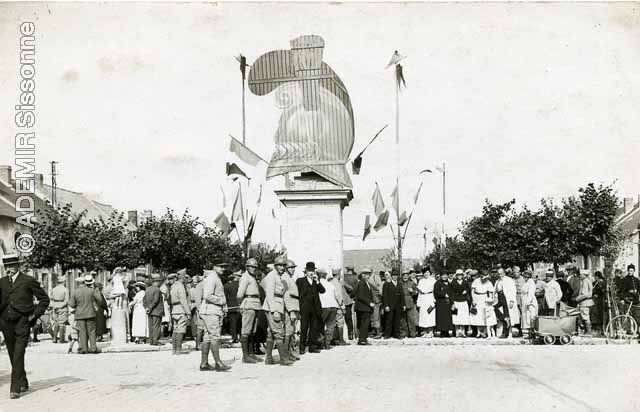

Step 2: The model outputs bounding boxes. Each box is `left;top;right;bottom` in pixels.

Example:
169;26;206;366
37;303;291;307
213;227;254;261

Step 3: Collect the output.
0;343;637;412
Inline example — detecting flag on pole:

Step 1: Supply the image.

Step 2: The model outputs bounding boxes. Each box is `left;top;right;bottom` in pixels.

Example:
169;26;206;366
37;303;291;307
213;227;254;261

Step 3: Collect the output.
390;183;400;215
396;64;406;89
245;214;256;242
231;186;244;224
229;136;264;167
214;212;232;237
226;162;249;181
235;54;249;81
386;50;406;68
374;210;389;231
362;215;372;241
398;211;408;226
372;184;385;216
351;125;388;176
271;208;276;219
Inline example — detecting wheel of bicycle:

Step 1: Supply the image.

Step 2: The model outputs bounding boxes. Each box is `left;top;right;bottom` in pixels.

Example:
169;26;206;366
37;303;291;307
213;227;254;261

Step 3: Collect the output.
606;315;638;342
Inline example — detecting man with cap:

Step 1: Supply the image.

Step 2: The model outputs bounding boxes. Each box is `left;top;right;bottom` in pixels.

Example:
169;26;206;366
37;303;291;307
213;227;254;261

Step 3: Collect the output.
0;255;50;399
143;273;164;346
368;271;384;339
199;259;231;371
192;274;205;350
318;267;339;349
169;271;191;354
543;269;563;316
566;266;581;307
237;257;262;363
555;270;573;306
382;269;403;339
224;271;241;344
282;259;301;360
520;270;538;338
261;256;293;365
575;269;594;335
296;262;325;354
354;268;374;344
50;274;69;344
493;268;519;339
69;274;101;354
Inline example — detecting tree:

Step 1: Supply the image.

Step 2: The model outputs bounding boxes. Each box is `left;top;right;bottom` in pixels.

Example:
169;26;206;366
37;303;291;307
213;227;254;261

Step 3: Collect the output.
563;183;620;268
247;242;286;274
379;248;400;272
425;235;469;274
82;211;140;271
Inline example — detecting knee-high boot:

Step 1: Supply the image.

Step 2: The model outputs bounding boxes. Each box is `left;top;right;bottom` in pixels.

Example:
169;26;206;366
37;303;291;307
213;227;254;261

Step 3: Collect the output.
199;342;213;371
275;339;293;366
264;337;276;365
241;336;257;363
210;341;231;371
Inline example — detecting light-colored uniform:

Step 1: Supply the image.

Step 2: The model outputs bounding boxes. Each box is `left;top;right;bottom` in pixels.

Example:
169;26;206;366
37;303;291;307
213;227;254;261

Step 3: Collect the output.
521;278;538;329
282;272;300;337
576;277;594;321
199;270;227;342
193;279;205;331
170;281;190;334
261;270;286;341
331;277;345;329
416;276;436;328
237;271;262;336
497;276;520;325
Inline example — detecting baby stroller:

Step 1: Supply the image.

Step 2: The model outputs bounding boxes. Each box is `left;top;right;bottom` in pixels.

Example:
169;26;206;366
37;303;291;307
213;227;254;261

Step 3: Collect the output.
533;304;580;345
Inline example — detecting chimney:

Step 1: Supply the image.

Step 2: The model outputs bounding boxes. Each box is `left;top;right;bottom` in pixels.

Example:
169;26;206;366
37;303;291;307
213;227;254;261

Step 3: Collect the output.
624;197;634;214
0;166;12;184
127;210;139;228
34;173;44;193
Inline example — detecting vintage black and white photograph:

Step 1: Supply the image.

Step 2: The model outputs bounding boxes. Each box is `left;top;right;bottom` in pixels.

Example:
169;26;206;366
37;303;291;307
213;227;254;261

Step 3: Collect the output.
0;1;639;411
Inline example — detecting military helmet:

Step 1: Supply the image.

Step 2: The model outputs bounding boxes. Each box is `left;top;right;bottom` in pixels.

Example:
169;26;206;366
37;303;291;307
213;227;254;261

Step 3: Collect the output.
274;256;287;266
287;259;297;268
246;258;259;268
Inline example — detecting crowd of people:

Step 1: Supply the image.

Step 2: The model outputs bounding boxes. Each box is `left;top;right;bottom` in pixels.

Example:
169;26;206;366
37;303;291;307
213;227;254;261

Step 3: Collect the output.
1;253;639;398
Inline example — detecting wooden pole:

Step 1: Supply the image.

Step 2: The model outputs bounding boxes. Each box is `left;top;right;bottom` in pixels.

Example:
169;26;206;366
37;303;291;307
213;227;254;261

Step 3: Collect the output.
395;67;402;273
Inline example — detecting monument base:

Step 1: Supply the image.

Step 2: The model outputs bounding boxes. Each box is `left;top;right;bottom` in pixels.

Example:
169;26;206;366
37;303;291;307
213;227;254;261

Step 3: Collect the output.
275;175;352;272
109;307;128;347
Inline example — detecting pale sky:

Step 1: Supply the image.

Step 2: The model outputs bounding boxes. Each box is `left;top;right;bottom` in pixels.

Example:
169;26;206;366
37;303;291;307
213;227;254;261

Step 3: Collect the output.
1;2;639;258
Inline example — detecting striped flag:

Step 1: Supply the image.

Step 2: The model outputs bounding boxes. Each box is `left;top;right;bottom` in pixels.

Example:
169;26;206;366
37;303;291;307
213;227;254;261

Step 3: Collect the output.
231;186;244;224
362;215;372;241
214;212;232;237
372;184;385;217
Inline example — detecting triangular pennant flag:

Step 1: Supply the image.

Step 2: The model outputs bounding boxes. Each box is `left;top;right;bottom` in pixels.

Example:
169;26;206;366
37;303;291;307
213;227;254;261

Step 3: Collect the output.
352;155;363;175
214;212;232;237
386;50;406;68
398;211;409;226
229;136;264;167
226;162;249;181
396;64;406;90
245;214;256;242
372;185;385;217
390;184;400;215
373;210;389;231
362;215;372;241
231;186;244;224
413;182;423;205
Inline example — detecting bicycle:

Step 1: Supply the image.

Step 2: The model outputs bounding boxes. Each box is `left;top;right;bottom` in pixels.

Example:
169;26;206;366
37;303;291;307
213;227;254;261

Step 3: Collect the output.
605;301;639;342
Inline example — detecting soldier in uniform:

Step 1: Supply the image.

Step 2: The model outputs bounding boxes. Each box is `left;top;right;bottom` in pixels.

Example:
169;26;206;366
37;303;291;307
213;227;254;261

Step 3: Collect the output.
192;274;205;350
169;272;191;355
236;258;262;364
282;260;301;360
50;275;69;344
261;256;293;366
199;259;231;372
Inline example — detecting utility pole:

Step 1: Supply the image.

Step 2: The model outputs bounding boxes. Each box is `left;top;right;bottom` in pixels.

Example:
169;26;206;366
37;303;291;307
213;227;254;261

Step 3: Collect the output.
50;161;58;208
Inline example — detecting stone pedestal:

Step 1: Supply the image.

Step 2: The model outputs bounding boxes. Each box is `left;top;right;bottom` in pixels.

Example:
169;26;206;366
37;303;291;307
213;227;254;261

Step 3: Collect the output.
275;174;352;271
109;307;128;347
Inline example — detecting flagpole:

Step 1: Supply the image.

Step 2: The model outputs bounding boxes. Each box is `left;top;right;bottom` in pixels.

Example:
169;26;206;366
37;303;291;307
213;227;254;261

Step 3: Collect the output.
395;63;402;274
242;70;246;145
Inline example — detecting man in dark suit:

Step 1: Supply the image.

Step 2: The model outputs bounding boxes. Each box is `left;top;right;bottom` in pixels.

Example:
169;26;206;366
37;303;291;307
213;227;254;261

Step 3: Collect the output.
223;273;240;344
0;255;50;399
382;269;403;339
144;273;164;345
69;274;101;354
354;268;374;345
296;262;325;354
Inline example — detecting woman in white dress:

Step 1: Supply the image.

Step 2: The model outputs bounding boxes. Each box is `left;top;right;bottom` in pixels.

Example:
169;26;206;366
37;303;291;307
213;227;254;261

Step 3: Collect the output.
416;268;436;337
129;282;148;343
470;273;496;338
521;270;539;338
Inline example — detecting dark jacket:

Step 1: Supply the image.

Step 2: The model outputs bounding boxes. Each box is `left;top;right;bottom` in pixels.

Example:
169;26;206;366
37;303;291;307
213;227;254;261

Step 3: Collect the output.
449;279;471;303
0;272;50;320
296;276;325;317
69;285;99;320
143;284;164;317
382;280;403;310
556;279;573;304
354;279;373;313
224;280;240;312
401;280;417;309
618;275;640;305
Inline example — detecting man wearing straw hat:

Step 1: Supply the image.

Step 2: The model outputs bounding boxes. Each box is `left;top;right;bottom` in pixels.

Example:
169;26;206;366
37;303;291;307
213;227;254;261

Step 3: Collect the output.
50;274;69;344
0;254;50;399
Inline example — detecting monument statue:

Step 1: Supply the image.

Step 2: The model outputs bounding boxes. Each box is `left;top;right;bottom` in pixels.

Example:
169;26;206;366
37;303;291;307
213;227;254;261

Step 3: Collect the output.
248;34;354;188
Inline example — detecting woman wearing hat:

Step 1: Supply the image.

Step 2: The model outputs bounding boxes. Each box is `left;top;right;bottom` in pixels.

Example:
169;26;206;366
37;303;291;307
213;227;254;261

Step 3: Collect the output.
416;267;436;337
129;282;148;344
470;272;496;339
450;269;471;338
